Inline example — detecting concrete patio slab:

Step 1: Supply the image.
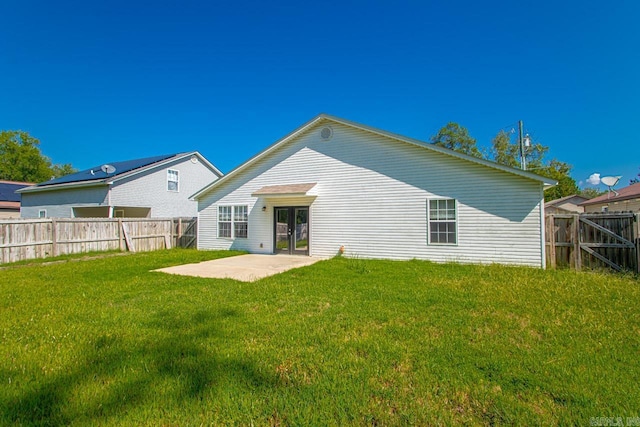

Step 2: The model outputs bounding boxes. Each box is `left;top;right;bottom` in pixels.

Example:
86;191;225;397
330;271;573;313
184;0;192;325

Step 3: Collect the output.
153;254;324;282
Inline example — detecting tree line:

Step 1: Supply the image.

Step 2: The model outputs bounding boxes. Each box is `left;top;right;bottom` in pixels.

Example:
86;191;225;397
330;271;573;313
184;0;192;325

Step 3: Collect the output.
0;131;76;183
1;126;621;201
430;122;579;201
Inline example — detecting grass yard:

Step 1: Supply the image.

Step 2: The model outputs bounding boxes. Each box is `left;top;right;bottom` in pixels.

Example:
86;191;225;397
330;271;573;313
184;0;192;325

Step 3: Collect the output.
1;249;638;426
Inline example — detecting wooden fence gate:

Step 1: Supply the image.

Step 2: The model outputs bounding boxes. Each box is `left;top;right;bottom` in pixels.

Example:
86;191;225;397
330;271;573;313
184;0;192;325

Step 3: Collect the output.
546;213;639;273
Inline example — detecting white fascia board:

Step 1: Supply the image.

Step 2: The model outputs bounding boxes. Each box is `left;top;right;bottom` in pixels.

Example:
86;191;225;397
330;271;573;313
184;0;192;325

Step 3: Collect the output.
110;151;223;185
191;115;326;200
16;180;108;193
192;152;224;177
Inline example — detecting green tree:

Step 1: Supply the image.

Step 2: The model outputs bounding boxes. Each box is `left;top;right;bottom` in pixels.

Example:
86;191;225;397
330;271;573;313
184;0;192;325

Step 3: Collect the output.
537;159;579;201
0;130;75;182
51;163;77;178
433;122;579;201
490;130;519;168
430;123;483;158
579;187;605;199
489;130;578;201
490;130;549;170
630;168;639;185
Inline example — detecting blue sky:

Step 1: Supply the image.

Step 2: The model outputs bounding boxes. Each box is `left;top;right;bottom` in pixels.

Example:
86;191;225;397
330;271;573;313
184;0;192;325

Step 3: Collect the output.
1;1;639;189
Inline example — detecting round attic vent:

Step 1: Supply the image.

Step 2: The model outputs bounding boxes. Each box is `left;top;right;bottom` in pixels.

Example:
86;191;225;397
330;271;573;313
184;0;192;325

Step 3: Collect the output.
320;126;333;141
190;155;198;164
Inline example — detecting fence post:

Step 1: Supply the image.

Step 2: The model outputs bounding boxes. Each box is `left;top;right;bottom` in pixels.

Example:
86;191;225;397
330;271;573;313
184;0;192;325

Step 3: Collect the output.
547;214;556;269
573;214;582;271
51;218;58;257
164;219;172;249
117;218;124;251
636;213;640;274
177;218;182;248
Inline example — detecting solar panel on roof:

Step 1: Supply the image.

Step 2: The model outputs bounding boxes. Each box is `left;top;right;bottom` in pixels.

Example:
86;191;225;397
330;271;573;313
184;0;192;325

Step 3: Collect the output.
37;153;181;187
0;182;31;202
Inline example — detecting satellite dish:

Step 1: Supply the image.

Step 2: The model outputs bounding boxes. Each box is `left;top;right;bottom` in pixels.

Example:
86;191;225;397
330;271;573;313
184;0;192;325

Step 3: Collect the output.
100;164;116;175
600;176;620;187
601;175;621;198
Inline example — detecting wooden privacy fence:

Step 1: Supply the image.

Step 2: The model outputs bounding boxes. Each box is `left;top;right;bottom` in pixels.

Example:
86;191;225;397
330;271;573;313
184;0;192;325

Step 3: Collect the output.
0;217;197;264
546;213;639;273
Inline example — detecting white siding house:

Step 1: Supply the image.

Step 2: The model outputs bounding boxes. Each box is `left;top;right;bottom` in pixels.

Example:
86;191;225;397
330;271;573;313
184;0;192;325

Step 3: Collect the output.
19;152;222;218
193;115;556;267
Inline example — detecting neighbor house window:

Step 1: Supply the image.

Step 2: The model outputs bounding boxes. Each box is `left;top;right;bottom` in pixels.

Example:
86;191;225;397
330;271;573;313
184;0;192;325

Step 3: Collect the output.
38;209;47;218
218;205;248;238
428;199;457;245
167;169;179;192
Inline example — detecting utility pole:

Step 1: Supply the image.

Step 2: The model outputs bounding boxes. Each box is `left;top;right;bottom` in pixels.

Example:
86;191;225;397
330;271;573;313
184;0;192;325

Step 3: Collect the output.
518;120;526;170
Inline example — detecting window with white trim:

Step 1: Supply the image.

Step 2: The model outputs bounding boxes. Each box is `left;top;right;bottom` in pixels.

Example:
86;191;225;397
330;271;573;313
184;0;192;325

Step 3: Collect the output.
218;205;248;238
233;205;248;238
428;199;457;245
38;209;47;218
167;169;179;192
218;206;232;237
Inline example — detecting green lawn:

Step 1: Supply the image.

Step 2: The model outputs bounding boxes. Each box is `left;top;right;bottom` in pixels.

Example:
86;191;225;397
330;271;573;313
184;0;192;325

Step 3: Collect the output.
1;250;638;426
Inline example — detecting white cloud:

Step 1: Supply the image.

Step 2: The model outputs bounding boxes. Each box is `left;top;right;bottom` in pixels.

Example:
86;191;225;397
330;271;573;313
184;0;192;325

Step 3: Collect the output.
587;173;601;186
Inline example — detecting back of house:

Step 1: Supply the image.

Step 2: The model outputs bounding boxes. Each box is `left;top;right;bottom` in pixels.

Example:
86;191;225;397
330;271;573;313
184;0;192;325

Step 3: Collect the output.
193;114;555;267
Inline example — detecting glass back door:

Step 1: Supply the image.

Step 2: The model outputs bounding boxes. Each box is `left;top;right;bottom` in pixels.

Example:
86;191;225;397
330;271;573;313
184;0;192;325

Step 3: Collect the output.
274;207;309;255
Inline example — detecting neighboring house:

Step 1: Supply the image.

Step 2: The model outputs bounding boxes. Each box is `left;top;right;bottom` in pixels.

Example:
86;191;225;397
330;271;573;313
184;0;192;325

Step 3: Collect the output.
192;114;556;267
579;182;640;213
0;180;34;219
545;194;589;214
18;152;222;218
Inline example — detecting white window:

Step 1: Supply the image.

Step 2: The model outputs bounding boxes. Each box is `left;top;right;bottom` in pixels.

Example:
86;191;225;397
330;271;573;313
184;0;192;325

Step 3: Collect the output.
428;199;457;245
234;205;248;238
218;205;248;238
167;169;179;192
218;206;232;238
38;209;47;218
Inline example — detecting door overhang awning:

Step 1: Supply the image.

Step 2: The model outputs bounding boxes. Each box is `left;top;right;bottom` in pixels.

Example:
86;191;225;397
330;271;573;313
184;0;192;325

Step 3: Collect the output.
251;183;317;197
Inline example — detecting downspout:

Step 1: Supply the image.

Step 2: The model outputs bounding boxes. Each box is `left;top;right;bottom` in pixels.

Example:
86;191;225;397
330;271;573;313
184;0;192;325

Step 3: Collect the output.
107;183;113;218
539;185;546;269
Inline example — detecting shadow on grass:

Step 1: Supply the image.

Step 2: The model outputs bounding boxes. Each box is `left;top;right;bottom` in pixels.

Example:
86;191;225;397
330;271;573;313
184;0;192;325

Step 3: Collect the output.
5;307;275;425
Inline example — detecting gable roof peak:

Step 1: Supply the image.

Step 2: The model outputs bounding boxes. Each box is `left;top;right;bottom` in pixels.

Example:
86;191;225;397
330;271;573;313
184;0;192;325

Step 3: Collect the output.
192;114;555;200
18;151;222;194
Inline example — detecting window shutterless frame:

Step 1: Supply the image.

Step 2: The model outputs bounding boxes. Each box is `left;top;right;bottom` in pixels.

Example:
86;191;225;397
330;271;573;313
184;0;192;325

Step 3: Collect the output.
167;169;179;192
427;198;458;245
217;205;248;239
